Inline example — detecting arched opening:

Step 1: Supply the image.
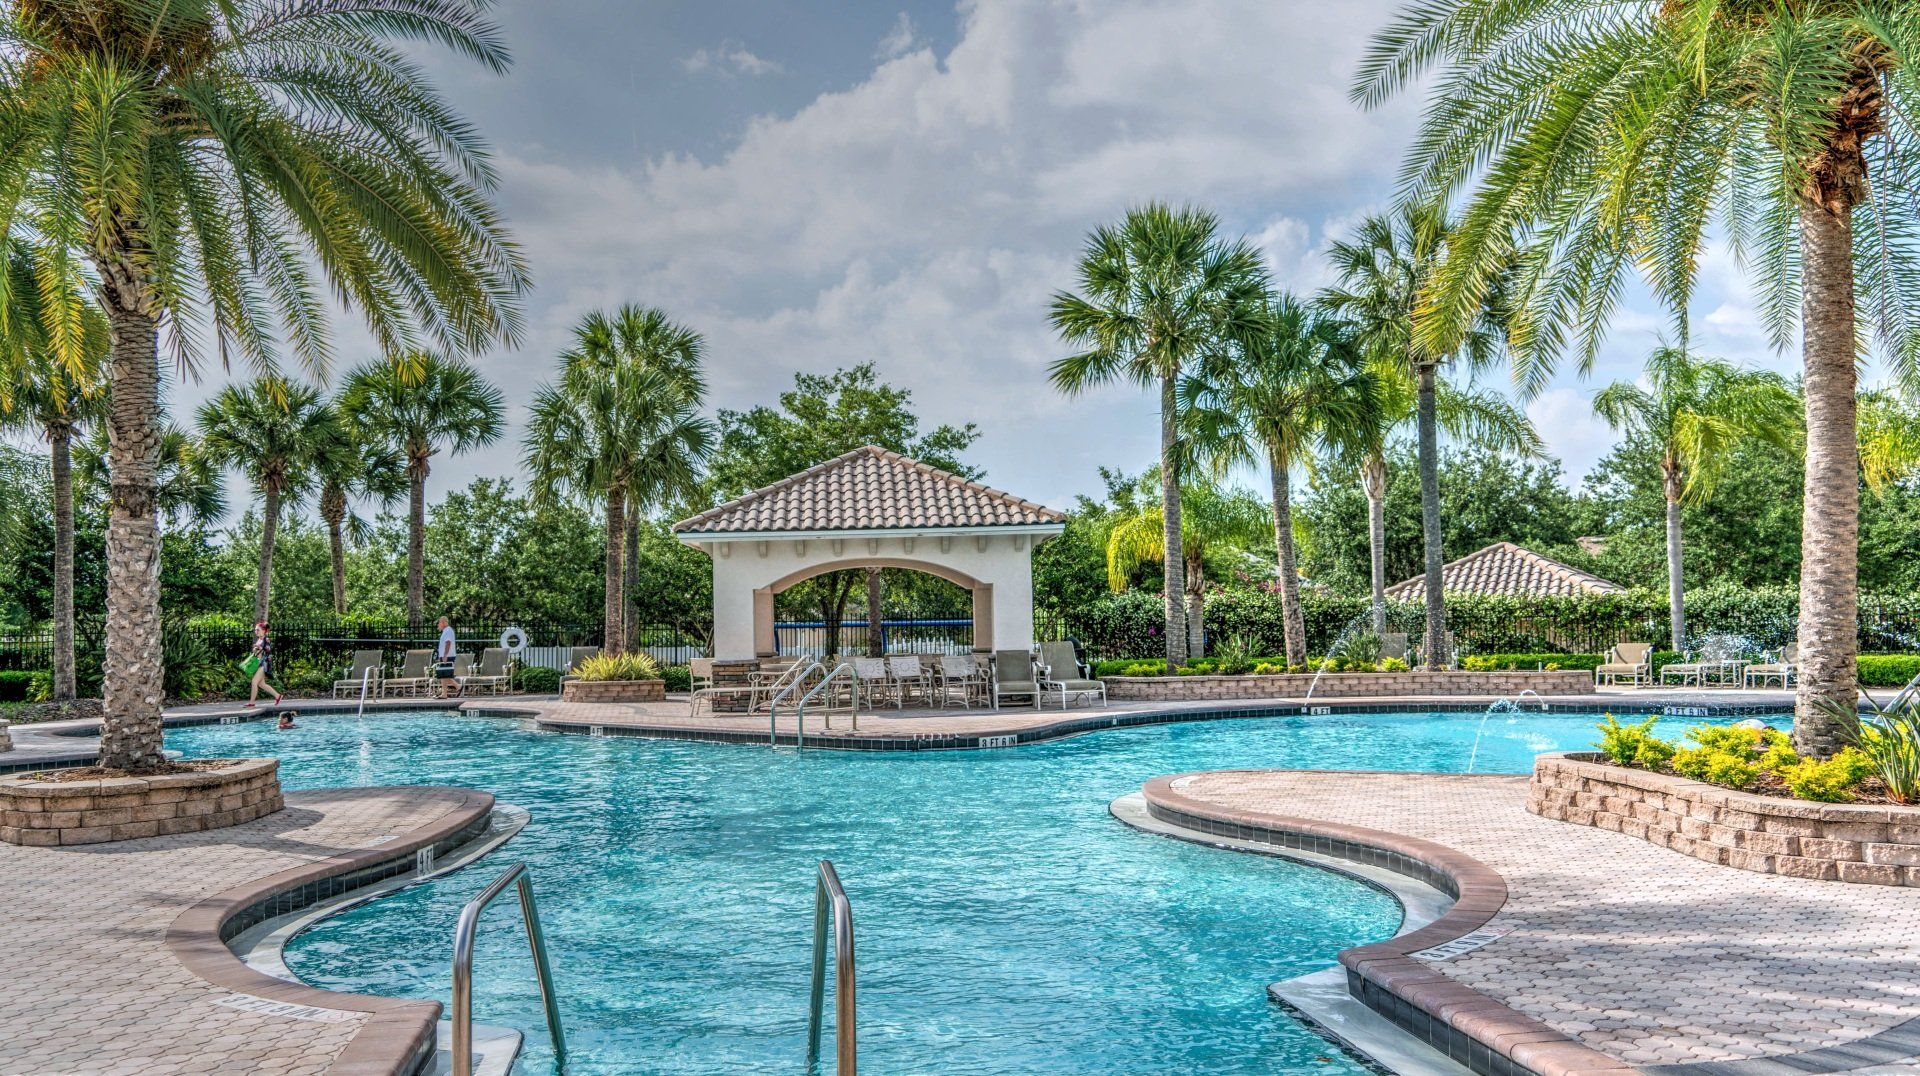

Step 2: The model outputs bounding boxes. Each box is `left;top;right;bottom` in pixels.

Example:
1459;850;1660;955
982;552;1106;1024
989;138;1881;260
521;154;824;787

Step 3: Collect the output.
757;557;994;658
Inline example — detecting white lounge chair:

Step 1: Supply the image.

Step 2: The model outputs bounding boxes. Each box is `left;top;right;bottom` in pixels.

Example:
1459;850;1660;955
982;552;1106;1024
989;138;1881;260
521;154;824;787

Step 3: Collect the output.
1594;642;1652;687
992;650;1043;710
466;647;512;695
384;649;434;697
332;650;385;699
1744;642;1798;688
1039;641;1106;709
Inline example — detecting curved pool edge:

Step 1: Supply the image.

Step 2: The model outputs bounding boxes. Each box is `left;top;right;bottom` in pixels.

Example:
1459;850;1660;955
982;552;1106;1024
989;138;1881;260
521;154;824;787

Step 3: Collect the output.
1138;773;1634;1076
164;786;496;1076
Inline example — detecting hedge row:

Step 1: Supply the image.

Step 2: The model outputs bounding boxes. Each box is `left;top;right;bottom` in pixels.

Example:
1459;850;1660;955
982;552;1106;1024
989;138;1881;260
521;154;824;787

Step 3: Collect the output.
0;670;43;702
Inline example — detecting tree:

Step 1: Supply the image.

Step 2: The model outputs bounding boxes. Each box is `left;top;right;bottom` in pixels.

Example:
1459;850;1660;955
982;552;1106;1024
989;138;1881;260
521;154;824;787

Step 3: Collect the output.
1593;348;1800;649
196;379;335;621
75;424;228;530
0;240;107;699
1185;294;1375;664
1358;1;1920;750
1049;203;1269;665
0;0;526;770
311;412;405;615
341;356;506;624
707;364;979;657
524;307;713;653
1105;478;1271;657
1319;361;1541;637
1318;207;1504;666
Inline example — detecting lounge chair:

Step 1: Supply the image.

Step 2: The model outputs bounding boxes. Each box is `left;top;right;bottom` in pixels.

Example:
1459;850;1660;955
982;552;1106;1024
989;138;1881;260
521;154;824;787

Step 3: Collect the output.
886;655;932;708
466;647;512;695
1039;640;1106;709
1744;642;1798;688
441;653;474;698
559;646;600;685
1594;642;1653;687
1661;639;1738;688
384;649;434;697
332;650;385;699
932;654;990;708
992;649;1043;710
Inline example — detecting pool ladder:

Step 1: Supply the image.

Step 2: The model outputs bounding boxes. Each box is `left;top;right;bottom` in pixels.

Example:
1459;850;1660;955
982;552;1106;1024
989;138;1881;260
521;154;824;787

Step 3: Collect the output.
450;862;567;1076
807;859;857;1074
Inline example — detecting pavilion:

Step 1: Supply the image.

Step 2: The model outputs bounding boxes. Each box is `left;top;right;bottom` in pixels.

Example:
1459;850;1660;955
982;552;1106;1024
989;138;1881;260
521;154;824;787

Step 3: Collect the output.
674;446;1066;662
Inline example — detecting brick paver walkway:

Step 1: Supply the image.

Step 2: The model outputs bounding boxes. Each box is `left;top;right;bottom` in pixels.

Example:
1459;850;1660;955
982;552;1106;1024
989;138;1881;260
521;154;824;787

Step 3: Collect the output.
1161;770;1920;1069
0;785;487;1075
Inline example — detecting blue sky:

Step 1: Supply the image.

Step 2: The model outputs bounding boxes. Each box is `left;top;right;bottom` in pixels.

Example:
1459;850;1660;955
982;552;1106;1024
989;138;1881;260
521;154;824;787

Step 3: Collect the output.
166;0;1822;514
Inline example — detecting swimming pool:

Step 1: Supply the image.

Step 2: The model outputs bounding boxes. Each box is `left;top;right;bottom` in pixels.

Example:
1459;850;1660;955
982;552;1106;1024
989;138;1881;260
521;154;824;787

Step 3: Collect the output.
168;707;1779;1075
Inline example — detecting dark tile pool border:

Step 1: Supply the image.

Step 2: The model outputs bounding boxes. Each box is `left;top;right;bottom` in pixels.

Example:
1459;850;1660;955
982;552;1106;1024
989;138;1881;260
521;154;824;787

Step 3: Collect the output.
164;786;495;1076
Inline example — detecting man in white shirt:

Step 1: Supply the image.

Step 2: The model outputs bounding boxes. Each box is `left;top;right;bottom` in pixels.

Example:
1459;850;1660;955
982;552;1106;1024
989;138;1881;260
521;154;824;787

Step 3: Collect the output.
435;616;459;698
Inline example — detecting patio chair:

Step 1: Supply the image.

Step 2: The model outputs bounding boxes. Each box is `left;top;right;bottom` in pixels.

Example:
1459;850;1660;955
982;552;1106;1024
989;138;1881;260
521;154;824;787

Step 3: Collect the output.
992;649;1044;710
384;649;434;697
886;654;933;708
465;648;512;695
332;650;385;699
689;658;714;695
1594;642;1653;687
851;656;895;709
1744;641;1798;689
559;646;601;685
1039;641;1107;709
932;654;990;708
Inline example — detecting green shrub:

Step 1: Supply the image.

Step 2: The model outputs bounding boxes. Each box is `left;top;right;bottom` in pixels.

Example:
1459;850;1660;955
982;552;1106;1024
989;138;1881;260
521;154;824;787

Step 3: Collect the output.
27;670;50;702
517;665;561;693
1595;715;1676;768
278;658;335;695
660;664;691;693
1671;746;1759;789
1858;654;1920;687
0;670;41;702
1378;656;1409;672
573;652;662;682
1824;692;1920;804
1465;653;1604;672
1780;749;1874;802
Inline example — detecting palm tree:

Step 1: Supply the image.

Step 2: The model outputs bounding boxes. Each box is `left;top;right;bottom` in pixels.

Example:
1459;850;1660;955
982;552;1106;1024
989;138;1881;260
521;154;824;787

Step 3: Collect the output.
341;356;506;624
1859;391;1920;492
0;1;526;771
1320;359;1543;638
1358;1;1920;753
1049;203;1269;664
524;308;713;654
1318;208;1504;667
0;240;108;700
311;409;405;616
1593;347;1801;651
77;424;228;529
1105;479;1272;658
196;379;334;622
1185;294;1376;665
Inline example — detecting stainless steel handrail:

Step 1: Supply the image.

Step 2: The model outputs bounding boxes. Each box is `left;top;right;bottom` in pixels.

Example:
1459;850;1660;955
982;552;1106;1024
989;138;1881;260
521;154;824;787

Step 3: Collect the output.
795;663;858;748
451;862;566;1076
806;859;855;1074
768;657;825;746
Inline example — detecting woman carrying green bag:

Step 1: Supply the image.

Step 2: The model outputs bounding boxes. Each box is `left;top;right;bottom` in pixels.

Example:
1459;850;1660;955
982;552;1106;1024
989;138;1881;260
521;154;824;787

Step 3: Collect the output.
245;621;284;708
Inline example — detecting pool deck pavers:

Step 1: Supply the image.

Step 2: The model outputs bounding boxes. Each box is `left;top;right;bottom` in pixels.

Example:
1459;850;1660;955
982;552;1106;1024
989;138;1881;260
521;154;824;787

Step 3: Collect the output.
0;782;492;1076
1146;769;1920;1074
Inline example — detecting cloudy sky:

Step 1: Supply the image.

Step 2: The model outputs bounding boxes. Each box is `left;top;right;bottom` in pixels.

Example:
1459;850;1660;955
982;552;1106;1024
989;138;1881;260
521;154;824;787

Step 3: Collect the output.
170;0;1810;513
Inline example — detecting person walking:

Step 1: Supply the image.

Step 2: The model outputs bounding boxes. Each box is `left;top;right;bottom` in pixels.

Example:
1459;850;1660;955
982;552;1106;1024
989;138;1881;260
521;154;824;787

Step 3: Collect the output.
434;615;461;699
246;621;284;707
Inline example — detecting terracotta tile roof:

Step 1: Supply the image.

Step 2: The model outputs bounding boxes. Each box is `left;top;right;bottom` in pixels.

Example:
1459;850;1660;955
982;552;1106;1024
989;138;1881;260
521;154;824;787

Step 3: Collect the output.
674;445;1065;534
1385;542;1624;600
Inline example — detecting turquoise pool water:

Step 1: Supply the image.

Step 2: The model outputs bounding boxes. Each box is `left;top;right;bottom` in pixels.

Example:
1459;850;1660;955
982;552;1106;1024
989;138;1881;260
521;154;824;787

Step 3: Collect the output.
168;708;1779;1075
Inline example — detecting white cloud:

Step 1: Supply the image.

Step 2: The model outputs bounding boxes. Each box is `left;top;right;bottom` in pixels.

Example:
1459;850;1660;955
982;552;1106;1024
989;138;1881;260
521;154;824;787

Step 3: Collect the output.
681;42;782;77
1526;388;1615;485
876;12;920;60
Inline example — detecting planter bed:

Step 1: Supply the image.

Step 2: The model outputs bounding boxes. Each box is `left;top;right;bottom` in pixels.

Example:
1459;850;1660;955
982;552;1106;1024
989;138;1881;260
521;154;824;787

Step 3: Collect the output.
1530;752;1920;884
0;758;283;847
561;678;667;703
1103;668;1593;702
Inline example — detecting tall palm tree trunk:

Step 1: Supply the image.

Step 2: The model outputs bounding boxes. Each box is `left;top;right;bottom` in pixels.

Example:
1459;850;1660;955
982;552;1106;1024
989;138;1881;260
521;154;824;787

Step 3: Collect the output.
1415;362;1449;668
405;455;428;623
623;510;640;648
865;567;884;657
254;482;280;623
49;420;76;701
1363;454;1388;638
1793;196;1861;757
97;291;166;772
321;486;348;615
1159;373;1189;665
1270;449;1307;666
1663;468;1686;652
603;485;627;654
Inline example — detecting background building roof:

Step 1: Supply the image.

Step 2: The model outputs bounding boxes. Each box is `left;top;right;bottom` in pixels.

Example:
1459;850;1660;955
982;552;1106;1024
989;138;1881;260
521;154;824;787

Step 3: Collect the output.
1385;542;1625;599
674;445;1066;535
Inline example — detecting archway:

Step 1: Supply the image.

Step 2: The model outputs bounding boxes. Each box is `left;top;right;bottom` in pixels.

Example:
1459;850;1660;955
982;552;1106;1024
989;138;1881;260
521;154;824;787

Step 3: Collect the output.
760;557;993;658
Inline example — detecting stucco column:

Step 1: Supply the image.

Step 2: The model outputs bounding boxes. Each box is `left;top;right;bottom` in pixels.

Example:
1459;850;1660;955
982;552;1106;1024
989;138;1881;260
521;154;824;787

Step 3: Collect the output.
971;584;994;651
711;555;758;660
987;558;1036;651
753;587;776;658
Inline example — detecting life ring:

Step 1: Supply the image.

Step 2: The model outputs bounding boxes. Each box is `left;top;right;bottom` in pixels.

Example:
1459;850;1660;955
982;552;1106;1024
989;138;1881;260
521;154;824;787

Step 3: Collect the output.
499;626;529;654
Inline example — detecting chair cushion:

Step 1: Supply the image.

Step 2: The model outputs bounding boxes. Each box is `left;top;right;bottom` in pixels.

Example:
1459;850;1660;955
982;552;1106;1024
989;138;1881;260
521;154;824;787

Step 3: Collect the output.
998;680;1039;693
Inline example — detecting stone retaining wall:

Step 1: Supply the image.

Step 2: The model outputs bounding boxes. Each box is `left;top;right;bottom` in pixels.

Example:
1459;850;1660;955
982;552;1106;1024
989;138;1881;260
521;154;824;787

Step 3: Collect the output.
1529;752;1920;885
561;678;667;703
0;758;283;846
1104;668;1593;701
